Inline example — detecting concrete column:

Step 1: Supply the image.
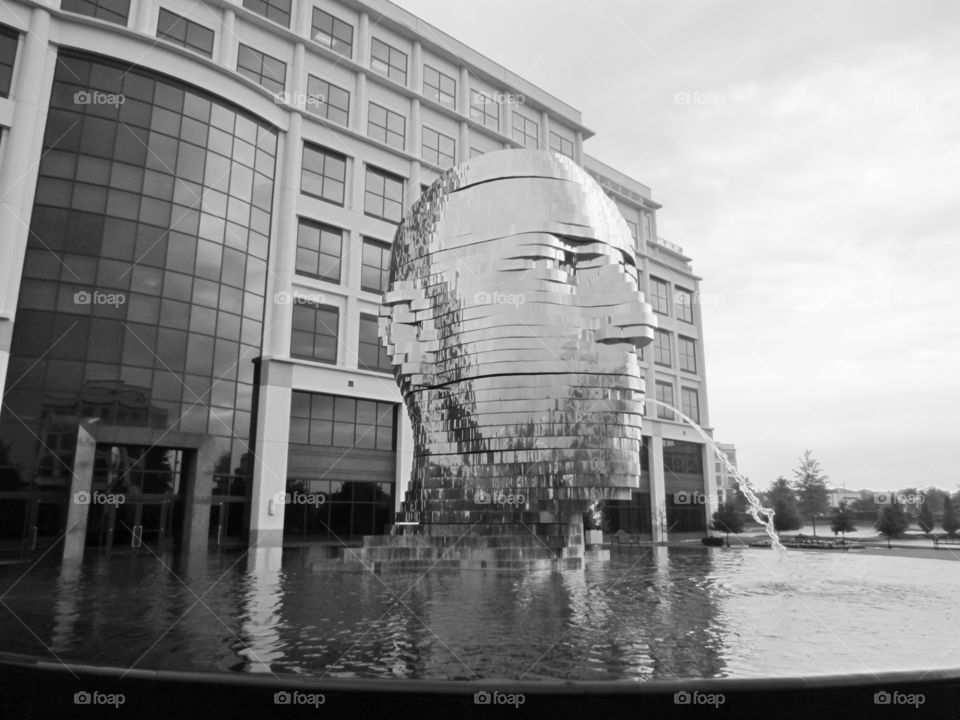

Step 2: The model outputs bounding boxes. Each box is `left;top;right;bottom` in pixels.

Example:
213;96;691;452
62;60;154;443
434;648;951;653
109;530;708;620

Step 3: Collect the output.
0;7;52;400
180;435;217;560
353;72;367;134
395;407;413;515
458;66;469;116
295;0;312;37
248;360;293;548
289;42;305;108
134;0;155;33
649;434;666;544
266;111;301;358
63;422;97;563
501;97;512;140
574;129;584;165
409;98;420;158
351;155;365;217
410;40;422;93
409;159;422;203
703;442;718;523
219;9;237;69
458;120;468;163
357;12;369;67
343;295;358;369
539;109;550;150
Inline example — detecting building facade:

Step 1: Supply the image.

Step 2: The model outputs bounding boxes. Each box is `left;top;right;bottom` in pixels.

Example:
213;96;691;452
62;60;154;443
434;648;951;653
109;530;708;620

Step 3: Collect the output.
714;442;739;505
0;0;715;560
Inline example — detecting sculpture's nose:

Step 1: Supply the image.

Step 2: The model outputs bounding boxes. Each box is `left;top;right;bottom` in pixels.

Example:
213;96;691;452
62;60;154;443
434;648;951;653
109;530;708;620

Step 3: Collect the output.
595;297;658;348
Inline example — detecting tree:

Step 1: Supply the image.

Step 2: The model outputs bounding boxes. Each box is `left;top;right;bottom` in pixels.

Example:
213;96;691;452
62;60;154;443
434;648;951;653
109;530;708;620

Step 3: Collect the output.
792;450;829;536
830;501;857;539
918;502;935;535
772;497;802;534
942;496;959;537
876;504;908;548
768;476;795;505
711;502;745;545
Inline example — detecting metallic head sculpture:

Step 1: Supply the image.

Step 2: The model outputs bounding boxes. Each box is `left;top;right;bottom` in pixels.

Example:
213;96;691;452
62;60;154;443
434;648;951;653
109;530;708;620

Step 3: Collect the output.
380;149;657;537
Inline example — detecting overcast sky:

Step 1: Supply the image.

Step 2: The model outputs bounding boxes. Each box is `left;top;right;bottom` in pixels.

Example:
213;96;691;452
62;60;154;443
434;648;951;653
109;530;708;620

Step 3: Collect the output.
395;0;960;493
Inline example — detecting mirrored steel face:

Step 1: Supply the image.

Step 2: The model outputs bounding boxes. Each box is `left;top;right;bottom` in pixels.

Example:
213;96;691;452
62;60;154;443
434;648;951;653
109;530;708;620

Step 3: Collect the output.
380;150;658;527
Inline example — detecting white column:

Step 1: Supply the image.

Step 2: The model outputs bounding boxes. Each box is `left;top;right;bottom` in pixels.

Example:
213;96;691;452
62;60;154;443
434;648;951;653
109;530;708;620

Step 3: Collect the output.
574;129;584;165
458;120;468;163
0;6;53;400
649;435;666;544
458;66;469;115
353;72;367;134
410;40;422;93
289;41;305;109
409;98;421;159
248;366;292;549
357;12;370;66
539;109;549;150
219;8;238;70
135;0;156;33
395;408;413;514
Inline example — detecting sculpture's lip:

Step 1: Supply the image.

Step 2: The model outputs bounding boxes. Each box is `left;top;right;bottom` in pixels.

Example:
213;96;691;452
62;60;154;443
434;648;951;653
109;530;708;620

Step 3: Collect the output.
410;370;644;391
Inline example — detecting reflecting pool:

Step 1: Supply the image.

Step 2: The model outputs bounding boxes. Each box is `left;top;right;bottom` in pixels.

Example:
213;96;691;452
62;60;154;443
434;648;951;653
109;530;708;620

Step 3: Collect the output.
1;547;958;681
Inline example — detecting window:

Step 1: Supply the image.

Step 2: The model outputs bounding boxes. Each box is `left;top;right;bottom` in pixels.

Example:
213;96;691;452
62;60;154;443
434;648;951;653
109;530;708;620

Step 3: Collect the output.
678;336;697;373
676;287;694;323
156;9;214;57
0;25;18;98
549;131;573;158
306;76;349;126
470;91;499;130
663;439;703;474
650;276;669;315
367;102;405;150
512;112;538;148
423;65;456;107
358;313;390;372
60;0;130;25
653;329;671;367
656;381;675;420
296;219;341;282
301;144;346;204
681;387;700;424
311;8;353;57
625;219;639;243
290;391;395;450
291;302;338;363
361;238;391;293
237;44;286;94
422;127;455;168
364;167;403;223
242;0;290;27
370;38;407;85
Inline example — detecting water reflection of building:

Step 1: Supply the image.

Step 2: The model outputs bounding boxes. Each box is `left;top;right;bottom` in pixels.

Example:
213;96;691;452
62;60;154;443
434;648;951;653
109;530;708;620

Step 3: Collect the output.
0;0;716;561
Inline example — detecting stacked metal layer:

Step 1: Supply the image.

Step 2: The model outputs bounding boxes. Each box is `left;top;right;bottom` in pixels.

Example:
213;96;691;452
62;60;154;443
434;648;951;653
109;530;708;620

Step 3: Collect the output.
377;149;657;550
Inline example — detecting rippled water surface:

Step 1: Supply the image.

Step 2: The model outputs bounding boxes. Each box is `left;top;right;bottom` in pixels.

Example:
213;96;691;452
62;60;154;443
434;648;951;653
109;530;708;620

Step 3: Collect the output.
2;547;959;681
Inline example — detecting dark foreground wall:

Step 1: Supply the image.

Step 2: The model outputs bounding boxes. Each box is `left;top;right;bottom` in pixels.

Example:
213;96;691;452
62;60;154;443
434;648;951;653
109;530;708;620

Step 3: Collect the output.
1;651;957;719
